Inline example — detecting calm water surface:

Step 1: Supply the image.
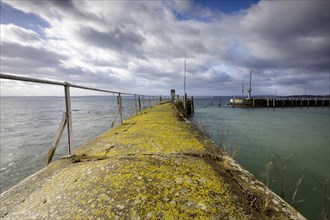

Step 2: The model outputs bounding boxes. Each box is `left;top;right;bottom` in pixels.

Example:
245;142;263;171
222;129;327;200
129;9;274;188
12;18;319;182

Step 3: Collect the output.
191;97;329;220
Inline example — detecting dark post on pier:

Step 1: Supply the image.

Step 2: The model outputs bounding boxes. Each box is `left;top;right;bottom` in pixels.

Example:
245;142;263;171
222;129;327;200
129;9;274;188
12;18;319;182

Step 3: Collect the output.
171;89;175;102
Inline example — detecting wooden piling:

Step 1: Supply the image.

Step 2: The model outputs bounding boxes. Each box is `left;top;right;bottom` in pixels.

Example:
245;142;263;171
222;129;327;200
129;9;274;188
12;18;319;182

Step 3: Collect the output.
184;93;188;117
322;99;324;108
315;99;317;109
267;98;269;108
307;99;309;109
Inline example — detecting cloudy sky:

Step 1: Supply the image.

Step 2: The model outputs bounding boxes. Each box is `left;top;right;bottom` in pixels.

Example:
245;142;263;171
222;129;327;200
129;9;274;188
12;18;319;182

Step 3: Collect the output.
0;0;329;96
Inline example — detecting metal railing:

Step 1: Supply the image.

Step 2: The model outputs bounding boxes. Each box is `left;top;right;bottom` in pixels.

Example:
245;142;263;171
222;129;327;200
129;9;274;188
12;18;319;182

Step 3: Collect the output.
0;73;161;165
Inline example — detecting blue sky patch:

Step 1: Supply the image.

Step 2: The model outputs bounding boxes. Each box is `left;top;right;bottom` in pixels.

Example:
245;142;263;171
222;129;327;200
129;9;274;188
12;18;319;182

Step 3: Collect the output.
0;2;49;39
192;0;259;13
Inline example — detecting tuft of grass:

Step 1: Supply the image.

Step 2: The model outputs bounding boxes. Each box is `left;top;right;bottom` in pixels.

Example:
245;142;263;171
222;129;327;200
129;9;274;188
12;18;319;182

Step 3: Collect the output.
192;118;239;159
265;154;329;219
218;130;239;159
302;169;329;220
267;154;294;199
291;171;304;205
195;119;211;138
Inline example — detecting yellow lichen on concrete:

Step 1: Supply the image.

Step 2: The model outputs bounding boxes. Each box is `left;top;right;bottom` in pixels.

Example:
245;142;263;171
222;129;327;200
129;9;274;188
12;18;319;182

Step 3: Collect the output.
4;155;248;219
75;103;207;157
1;102;306;219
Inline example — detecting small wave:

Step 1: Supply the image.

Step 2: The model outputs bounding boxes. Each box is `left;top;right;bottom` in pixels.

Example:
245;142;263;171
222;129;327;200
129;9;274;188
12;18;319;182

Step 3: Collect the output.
13;143;24;150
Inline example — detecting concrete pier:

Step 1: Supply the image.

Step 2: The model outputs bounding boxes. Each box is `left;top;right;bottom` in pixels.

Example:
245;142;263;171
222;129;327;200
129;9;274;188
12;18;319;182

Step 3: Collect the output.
0;102;305;219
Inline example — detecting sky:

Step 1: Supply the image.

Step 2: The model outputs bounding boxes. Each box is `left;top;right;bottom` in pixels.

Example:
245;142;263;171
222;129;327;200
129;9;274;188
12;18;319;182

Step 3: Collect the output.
0;0;329;96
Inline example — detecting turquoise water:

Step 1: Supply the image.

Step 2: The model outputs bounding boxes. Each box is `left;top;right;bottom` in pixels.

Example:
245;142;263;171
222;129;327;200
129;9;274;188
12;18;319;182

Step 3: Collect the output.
191;97;330;219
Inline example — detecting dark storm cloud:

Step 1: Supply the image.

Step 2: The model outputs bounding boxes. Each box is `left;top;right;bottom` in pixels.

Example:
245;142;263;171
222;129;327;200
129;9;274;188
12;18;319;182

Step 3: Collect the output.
49;0;74;9
239;0;330;75
80;27;145;53
2;54;123;89
0;41;122;86
188;66;234;90
134;66;164;78
57;67;123;86
1;42;66;67
247;1;329;40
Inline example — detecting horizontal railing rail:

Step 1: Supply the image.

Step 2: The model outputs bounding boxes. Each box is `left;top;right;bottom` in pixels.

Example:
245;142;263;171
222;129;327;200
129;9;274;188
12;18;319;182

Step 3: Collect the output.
0;73;161;165
0;73;147;96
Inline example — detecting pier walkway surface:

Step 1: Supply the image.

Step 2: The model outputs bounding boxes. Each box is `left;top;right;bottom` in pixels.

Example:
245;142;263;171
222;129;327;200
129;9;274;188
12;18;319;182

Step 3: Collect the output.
0;102;305;219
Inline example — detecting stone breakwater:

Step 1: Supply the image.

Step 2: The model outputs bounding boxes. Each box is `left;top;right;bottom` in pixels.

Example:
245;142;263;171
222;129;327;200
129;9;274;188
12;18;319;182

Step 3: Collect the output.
0;102;305;219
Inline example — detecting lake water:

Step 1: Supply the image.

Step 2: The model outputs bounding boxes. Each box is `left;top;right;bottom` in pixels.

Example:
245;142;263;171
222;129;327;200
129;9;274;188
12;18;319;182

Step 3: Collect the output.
0;96;329;219
190;96;329;220
0;96;157;193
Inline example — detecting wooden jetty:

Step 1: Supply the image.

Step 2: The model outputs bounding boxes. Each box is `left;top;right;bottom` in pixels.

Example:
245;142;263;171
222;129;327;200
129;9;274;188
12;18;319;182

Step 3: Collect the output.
229;97;330;108
0;102;305;219
231;70;330;108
